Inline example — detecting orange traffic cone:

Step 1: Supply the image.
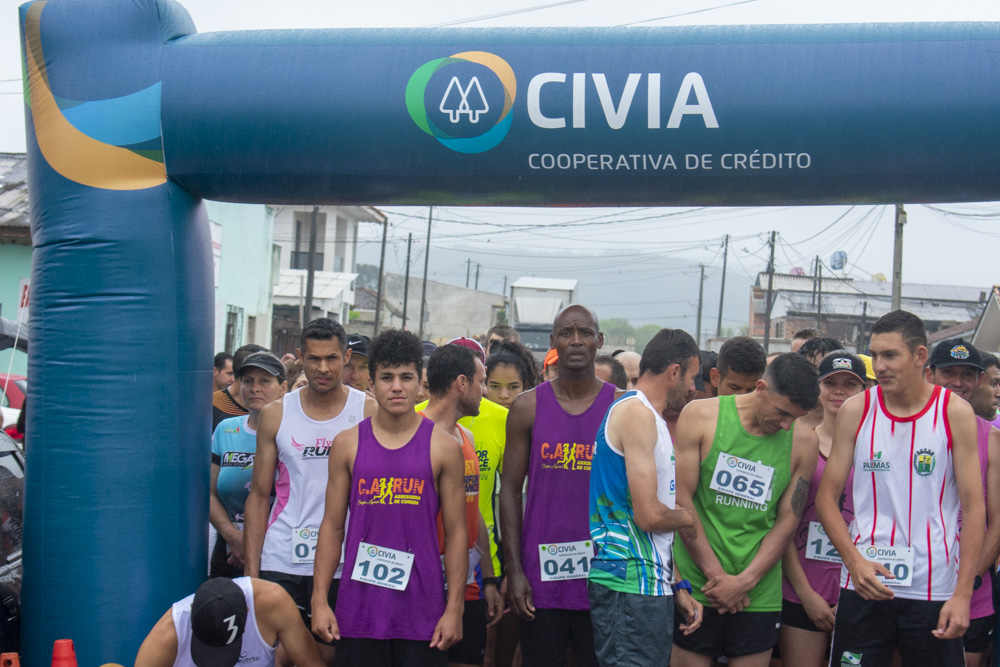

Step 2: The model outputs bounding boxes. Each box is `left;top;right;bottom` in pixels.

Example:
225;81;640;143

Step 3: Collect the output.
51;639;77;667
0;653;19;667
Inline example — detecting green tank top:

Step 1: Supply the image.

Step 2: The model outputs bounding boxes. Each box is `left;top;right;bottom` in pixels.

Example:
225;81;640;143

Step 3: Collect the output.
673;395;793;611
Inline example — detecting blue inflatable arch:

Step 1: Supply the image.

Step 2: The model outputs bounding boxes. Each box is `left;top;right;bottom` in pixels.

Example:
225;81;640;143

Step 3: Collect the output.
16;0;1000;661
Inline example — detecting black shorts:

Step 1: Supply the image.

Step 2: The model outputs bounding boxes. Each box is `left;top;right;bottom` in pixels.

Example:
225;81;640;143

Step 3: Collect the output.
830;588;964;667
209;534;243;579
964;614;995;653
671;606;781;658
448;599;488;665
518;608;597;667
782;598;834;633
335;637;448;667
259;570;339;645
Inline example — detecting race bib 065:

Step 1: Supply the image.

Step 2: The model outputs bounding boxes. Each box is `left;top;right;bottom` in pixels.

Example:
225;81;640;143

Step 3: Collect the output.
709;452;774;503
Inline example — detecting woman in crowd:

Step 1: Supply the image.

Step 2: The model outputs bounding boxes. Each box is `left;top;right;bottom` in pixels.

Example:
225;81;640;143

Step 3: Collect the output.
209;351;287;578
485;340;539;408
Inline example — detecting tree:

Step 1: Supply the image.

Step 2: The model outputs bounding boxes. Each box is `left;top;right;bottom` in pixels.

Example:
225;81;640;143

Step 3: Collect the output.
634;324;662;354
601;317;634;340
355;263;380;290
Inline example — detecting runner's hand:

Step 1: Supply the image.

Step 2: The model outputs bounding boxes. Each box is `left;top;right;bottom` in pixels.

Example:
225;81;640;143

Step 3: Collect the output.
430;608;463;651
485;582;504;627
932;595;970;640
311;603;340;642
506;570;536;620
802;590;835;632
675;590;703;635
847;557;895;601
701;573;751;613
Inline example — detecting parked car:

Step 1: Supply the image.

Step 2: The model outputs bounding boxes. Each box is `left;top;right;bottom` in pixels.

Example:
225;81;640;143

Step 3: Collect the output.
0;431;23;652
0;375;25;431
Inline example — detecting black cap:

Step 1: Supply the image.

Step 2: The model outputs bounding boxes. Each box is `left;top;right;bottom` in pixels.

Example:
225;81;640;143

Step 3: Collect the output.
929;338;984;372
818;352;867;383
347;333;370;358
189;578;247;667
237;351;285;379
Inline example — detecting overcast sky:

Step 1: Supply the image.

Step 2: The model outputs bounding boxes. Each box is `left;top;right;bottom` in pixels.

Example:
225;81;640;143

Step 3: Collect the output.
2;0;999;306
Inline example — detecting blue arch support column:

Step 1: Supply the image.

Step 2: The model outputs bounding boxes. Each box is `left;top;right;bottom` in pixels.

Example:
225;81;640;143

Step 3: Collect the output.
17;0;1000;662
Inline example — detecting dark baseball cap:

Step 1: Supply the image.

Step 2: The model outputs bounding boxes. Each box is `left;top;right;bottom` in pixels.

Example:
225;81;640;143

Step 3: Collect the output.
237;351;284;379
189;578;247;667
929;338;984;372
347;333;370;358
818;352;867;383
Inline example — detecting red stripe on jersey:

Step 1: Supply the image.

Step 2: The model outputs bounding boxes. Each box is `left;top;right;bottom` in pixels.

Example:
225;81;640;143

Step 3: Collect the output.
933;392;940;430
855;389;871;441
890;516;897;546
878;385;941;423
943;390;954;452
870;401;879;545
939;471;949;562
927;521;933;600
909;423;917;545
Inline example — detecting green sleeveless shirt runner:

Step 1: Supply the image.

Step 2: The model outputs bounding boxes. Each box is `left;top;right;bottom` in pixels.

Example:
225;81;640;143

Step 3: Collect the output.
673;394;793;611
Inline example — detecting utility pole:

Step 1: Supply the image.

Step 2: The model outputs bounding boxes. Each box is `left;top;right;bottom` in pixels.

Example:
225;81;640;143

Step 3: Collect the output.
373;217;388;335
815;256;822;333
466;259;471;288
303;205;319;326
892;204;906;311
402;233;413;329
695;265;705;347
715;234;729;338
418;206;433;339
762;231;776;354
858;300;869;353
475;263;481;290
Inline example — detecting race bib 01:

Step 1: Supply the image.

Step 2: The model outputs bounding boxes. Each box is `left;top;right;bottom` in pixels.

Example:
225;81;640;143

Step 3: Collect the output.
291;526;318;564
857;544;914;587
709;452;774;503
539;540;592;582
805;521;842;563
352;541;414;591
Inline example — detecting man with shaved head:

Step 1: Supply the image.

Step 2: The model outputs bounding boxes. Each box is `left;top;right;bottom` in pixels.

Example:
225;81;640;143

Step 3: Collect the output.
613;350;642;390
501;305;621;666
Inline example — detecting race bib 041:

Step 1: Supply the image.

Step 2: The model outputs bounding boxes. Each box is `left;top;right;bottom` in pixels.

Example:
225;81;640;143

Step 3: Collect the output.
352;542;414;591
539;540;592;582
709;452;774;503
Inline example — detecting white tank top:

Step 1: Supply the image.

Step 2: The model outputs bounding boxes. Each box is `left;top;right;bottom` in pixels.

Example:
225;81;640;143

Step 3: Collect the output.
842;385;960;601
171;577;275;667
260;386;366;575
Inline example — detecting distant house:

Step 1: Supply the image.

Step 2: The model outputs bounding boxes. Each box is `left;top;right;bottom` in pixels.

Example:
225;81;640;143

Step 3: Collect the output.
0;153;32;375
973;287;1000;356
750;272;989;352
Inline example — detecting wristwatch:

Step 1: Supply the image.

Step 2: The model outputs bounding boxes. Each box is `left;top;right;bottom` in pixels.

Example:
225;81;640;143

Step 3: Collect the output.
672;579;692;594
482;577;501;588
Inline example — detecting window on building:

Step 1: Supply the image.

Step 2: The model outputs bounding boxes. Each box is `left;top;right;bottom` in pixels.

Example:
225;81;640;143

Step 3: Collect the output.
225;305;244;353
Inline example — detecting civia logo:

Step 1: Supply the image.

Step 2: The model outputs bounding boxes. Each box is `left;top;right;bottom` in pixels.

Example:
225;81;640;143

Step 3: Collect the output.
367;546;378;557
406;51;517;154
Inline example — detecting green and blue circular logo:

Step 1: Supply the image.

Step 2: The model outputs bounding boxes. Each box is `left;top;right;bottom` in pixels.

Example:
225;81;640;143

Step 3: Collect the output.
727;456;738;468
406;51;516;154
866;546;878;558
367;546;378;557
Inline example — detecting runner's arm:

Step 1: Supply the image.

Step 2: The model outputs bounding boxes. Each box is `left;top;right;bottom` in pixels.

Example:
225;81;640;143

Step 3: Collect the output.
432;427;470;650
616;401;693;533
134;609;177;667
310;428;355;642
499;389;536;619
209;462;244;564
722;425;818;595
252;580;325;667
976;427;1000;578
936;397;985;639
243;401;281;577
816;393;893;600
673;401;726;580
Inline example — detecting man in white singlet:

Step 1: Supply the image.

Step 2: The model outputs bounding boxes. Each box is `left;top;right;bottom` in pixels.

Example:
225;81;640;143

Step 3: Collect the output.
817;310;985;667
135;577;324;667
244;318;377;664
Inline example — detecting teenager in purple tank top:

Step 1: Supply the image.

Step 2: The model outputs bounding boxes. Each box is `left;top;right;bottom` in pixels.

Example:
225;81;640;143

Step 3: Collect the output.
309;329;469;667
500;305;620;667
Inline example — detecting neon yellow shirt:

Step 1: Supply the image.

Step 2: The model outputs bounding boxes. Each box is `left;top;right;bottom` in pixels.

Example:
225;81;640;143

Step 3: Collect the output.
416;398;508;575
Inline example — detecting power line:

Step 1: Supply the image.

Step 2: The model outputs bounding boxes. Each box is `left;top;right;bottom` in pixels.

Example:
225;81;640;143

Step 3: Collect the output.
428;0;589;26
618;0;759;26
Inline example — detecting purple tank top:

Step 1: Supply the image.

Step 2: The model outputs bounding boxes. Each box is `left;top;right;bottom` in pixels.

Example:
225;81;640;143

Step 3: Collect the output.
522;380;616;610
966;417;993;619
336;417;443;640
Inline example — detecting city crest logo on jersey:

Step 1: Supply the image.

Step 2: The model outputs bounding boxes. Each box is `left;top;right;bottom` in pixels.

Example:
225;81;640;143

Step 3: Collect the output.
357;476;426;505
406;51;516;154
540;441;594;471
221;451;255;470
913;448;936;476
950;344;970;360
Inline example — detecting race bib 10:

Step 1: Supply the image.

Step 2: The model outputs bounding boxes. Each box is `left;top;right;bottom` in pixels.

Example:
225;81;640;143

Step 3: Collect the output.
539;540;592;582
856;544;914;587
709;452;774;503
352;541;414;591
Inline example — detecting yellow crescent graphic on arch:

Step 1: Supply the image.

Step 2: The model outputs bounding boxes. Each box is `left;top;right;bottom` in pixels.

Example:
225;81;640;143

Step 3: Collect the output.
23;2;166;190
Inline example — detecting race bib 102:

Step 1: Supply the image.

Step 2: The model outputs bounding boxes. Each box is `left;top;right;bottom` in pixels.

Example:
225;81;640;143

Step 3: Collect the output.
351;542;414;591
709;452;774;503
